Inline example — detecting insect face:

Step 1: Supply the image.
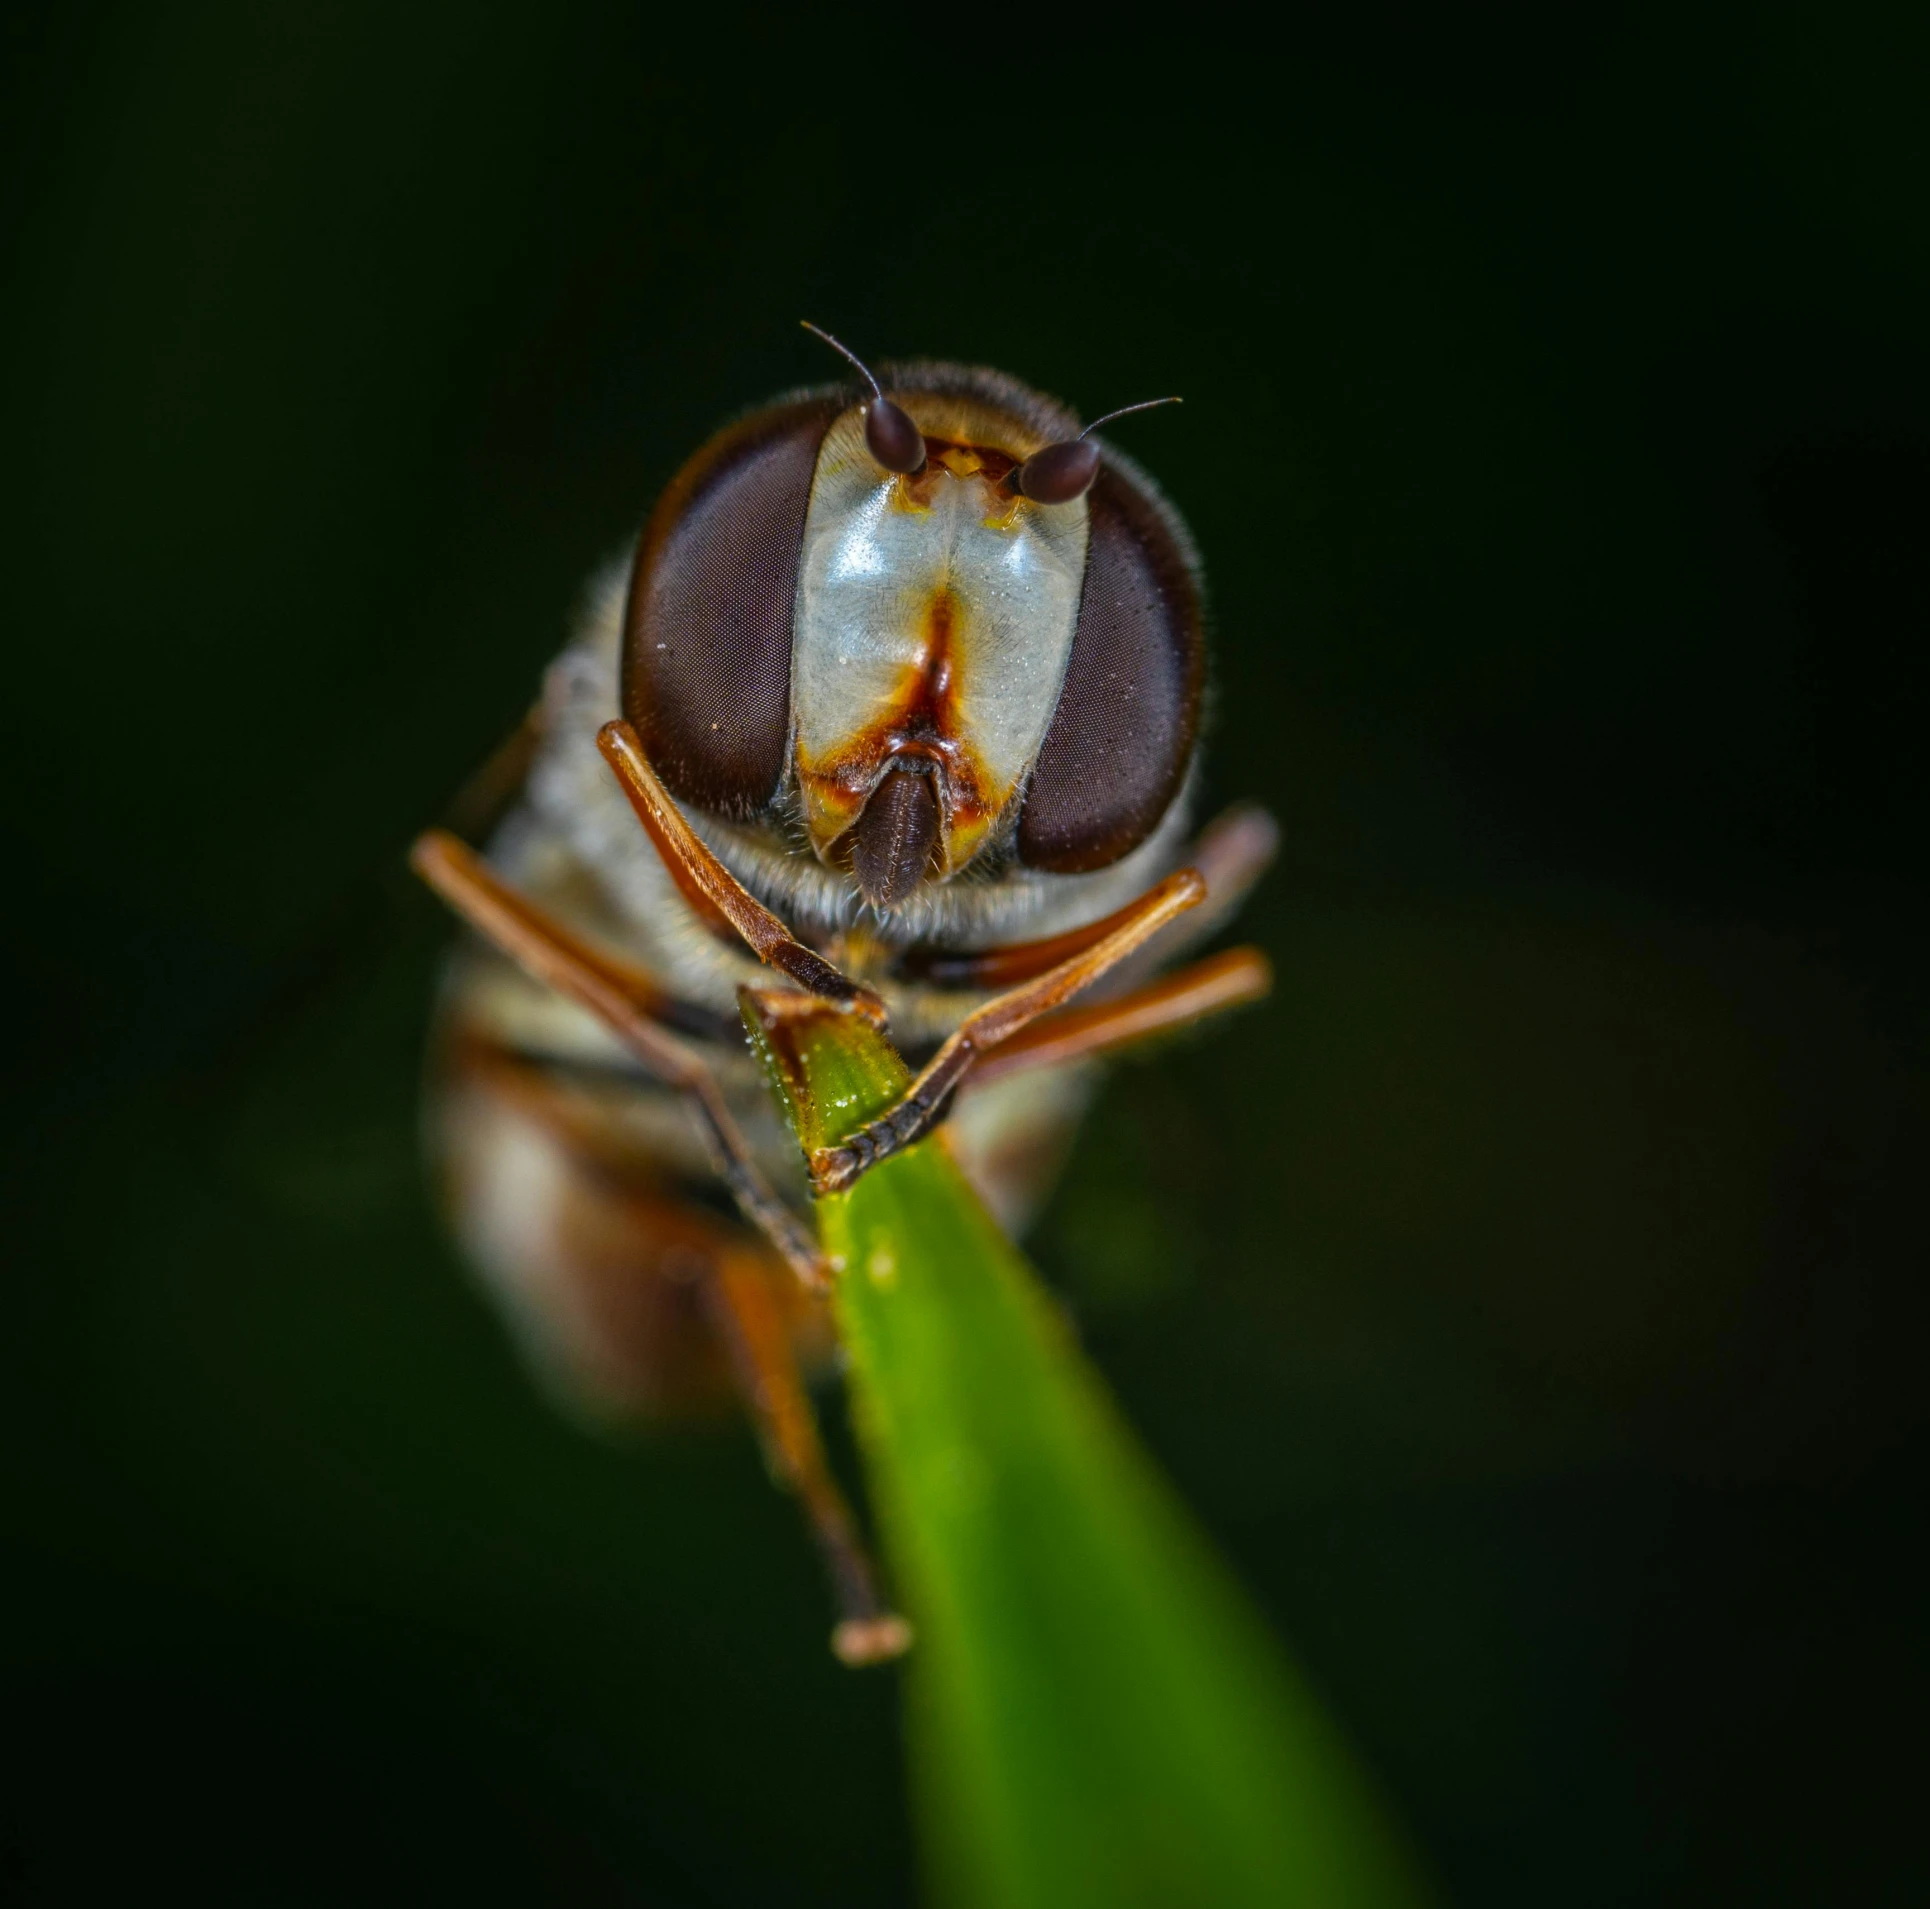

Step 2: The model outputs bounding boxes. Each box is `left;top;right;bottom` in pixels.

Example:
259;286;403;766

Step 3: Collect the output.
791;393;1090;896
621;360;1206;920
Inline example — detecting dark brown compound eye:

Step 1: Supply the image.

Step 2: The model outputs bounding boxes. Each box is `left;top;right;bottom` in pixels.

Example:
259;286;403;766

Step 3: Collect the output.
1016;456;1205;872
621;395;841;817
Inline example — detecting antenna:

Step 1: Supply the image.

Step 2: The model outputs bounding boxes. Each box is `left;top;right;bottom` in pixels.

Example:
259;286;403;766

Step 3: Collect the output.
1080;396;1182;439
1017;395;1183;504
798;321;926;475
800;320;883;400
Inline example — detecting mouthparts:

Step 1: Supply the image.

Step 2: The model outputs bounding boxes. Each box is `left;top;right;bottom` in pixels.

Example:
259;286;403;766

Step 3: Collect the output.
849;764;940;912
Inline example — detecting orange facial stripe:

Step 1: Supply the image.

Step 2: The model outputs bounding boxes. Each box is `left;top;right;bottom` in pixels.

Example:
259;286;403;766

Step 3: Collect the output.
795;583;1003;874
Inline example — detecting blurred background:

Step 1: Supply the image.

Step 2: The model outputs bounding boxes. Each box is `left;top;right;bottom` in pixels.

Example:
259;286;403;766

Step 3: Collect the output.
5;4;1926;1901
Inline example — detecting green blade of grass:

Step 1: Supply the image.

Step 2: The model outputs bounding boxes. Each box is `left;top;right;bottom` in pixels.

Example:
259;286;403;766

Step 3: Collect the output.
745;995;1432;1909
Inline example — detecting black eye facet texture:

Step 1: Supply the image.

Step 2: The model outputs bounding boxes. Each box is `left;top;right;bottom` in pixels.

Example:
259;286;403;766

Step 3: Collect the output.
1017;460;1205;873
621;397;839;817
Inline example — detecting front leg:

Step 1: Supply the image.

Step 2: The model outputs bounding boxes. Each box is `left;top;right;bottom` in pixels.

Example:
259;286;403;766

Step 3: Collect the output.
597;721;883;1020
809;868;1207;1195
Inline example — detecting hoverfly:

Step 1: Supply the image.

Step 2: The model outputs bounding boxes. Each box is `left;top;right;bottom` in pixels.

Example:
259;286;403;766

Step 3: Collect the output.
412;327;1276;1664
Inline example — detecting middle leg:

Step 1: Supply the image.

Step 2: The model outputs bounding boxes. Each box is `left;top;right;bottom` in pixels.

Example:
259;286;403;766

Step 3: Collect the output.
701;1245;913;1666
963;946;1273;1091
439;1030;909;1664
412;827;823;1290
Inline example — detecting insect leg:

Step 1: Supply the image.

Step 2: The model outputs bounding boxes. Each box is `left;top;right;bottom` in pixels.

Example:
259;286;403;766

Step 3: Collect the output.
895;802;1277;991
596;720;883;1019
411;828;824;1290
963;946;1273;1091
1133;804;1278;971
440;702;548;843
701;1246;913;1666
809;868;1209;1195
437;1031;908;1663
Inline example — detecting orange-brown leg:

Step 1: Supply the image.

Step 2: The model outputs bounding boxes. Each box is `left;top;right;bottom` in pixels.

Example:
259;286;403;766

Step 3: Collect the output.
597;720;883;1019
898;803;1279;992
702;1247;912;1665
964;946;1273;1091
414;844;911;1661
412;828;823;1290
1124;805;1278;976
588;718;1272;1191
808;868;1209;1194
440;703;547;843
440;1032;909;1663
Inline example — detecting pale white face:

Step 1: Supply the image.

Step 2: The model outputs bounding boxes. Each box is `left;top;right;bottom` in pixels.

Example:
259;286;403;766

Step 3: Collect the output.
789;402;1090;877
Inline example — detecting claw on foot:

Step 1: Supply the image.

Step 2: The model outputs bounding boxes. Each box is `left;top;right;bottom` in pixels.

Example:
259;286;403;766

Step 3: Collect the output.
831;1612;915;1667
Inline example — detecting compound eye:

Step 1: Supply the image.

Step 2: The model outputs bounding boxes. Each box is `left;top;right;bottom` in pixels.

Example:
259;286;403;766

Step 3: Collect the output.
621;396;839;817
1016;460;1205;872
864;396;927;475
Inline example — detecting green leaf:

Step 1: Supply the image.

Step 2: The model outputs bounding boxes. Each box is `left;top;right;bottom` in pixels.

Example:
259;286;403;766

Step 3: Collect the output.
744;995;1433;1909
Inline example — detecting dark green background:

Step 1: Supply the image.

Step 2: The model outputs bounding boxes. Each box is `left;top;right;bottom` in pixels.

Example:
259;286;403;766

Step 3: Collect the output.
7;5;1926;1902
